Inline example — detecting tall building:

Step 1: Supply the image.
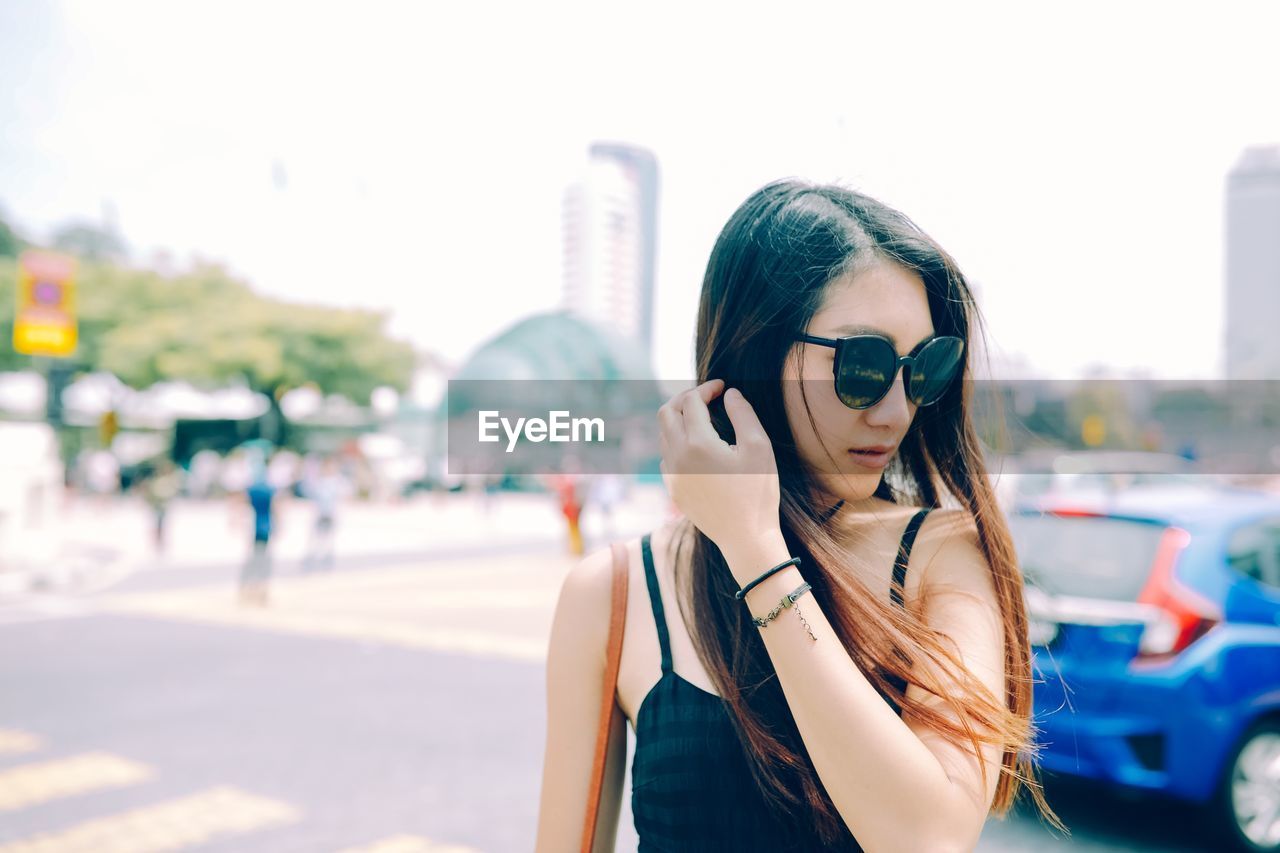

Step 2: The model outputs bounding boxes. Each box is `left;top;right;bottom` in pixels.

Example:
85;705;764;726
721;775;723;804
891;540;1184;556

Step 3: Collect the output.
561;143;659;364
1225;145;1280;379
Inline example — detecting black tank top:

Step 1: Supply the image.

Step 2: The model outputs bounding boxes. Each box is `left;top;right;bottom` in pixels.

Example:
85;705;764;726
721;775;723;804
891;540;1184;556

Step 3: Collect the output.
630;508;932;852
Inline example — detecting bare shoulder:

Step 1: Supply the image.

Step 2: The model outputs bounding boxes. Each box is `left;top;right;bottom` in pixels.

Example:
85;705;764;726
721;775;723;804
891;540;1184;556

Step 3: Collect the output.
918;506;980;540
552;522;676;654
553;543;624;657
914;508;996;604
559;542;622;610
558;524;660;603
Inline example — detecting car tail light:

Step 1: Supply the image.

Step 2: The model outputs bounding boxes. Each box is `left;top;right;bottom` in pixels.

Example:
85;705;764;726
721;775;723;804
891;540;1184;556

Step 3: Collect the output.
1047;506;1105;518
1134;526;1220;660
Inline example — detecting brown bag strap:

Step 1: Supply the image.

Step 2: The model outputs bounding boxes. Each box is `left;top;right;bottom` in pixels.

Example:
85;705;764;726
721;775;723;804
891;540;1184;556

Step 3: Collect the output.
581;541;629;853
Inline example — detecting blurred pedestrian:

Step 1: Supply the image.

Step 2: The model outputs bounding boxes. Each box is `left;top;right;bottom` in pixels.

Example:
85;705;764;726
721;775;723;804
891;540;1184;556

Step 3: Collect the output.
588;473;626;540
548;471;585;556
301;454;348;572
238;466;279;606
141;458;183;554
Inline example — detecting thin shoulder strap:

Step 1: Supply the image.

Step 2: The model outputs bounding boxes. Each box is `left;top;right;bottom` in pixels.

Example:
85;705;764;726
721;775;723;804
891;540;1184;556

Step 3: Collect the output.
640;533;672;676
582;541;629;853
891;508;932;608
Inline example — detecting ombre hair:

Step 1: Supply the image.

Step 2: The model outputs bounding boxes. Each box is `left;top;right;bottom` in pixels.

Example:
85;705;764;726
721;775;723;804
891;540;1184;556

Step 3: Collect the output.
665;178;1061;845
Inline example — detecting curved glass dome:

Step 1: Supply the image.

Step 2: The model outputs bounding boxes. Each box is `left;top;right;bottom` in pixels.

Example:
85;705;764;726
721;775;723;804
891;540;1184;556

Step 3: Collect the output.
451;310;655;382
431;312;666;482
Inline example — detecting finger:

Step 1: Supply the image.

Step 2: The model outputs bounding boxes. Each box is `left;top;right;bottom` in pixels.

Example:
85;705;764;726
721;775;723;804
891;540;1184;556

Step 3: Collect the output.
657;398;686;455
658;417;674;464
679;379;725;447
671;378;725;414
722;387;771;448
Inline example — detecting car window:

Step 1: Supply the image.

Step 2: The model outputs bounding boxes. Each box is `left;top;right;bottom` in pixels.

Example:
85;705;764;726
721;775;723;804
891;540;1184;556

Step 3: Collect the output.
1227;518;1280;589
1008;514;1168;601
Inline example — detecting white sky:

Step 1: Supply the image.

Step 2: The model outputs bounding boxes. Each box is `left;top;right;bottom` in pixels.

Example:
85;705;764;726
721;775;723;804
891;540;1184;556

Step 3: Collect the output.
2;0;1278;382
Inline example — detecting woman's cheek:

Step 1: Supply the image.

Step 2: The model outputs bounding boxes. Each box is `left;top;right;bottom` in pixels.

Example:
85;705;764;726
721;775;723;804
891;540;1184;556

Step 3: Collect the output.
797;428;844;475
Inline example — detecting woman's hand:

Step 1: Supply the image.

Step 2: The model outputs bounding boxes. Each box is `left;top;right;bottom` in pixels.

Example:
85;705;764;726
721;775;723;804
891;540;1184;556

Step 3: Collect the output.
657;379;787;578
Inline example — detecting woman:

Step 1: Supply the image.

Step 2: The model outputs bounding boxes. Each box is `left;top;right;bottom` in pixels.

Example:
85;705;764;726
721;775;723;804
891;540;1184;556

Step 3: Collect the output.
536;179;1060;851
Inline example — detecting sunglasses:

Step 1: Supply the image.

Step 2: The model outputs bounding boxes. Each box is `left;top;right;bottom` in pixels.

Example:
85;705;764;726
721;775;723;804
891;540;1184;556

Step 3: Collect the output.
795;332;965;409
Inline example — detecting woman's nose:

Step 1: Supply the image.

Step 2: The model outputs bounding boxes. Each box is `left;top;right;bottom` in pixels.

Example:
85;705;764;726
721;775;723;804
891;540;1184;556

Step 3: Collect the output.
862;366;913;426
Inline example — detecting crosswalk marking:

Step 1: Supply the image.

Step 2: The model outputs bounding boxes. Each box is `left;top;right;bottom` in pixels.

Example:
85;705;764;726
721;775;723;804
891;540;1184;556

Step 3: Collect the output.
97;557;570;662
0;752;152;812
335;834;483;853
99;602;550;661
0;785;300;853
0;729;42;755
0;596;93;626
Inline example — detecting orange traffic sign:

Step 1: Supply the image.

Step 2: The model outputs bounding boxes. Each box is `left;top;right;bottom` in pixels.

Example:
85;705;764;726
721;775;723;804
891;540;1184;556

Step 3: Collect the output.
13;250;77;357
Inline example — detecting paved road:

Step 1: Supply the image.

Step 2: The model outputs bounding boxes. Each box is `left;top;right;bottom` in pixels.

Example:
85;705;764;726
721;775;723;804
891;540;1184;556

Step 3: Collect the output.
0;493;1223;851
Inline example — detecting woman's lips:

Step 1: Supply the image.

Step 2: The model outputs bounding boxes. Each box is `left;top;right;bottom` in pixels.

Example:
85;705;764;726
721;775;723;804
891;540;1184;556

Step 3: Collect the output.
848;448;892;469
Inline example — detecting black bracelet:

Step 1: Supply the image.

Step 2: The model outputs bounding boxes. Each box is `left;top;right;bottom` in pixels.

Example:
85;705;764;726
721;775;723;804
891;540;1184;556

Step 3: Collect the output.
734;557;801;601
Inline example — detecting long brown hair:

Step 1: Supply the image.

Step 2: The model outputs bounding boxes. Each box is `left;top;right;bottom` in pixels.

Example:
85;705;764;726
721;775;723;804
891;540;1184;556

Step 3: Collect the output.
667;178;1061;844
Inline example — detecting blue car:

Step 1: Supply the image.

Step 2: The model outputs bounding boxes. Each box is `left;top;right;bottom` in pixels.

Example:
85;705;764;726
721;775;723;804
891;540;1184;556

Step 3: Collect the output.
1008;484;1280;852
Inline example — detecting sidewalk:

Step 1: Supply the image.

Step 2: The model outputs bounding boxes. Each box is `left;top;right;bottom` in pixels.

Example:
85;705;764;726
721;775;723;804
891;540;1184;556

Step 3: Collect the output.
0;484;675;599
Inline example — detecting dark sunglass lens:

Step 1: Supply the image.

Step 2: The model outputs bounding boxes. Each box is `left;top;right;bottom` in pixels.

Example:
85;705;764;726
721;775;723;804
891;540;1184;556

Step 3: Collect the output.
907;337;964;405
835;337;896;408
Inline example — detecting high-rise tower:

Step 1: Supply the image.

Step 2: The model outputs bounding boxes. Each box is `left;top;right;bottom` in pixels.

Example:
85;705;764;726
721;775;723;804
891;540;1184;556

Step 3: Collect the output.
561;143;659;364
1225;145;1280;379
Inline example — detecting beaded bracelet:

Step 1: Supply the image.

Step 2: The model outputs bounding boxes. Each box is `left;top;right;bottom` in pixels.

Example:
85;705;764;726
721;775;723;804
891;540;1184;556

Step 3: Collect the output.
751;582;817;641
733;557;801;601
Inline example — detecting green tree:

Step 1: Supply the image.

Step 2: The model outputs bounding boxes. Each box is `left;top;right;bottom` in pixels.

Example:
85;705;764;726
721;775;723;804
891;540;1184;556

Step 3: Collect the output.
0;258;30;372
0;256;418;402
0;213;20;258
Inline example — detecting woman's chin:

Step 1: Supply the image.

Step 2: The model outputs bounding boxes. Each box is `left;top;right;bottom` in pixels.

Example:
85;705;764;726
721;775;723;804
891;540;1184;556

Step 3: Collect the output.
812;472;881;505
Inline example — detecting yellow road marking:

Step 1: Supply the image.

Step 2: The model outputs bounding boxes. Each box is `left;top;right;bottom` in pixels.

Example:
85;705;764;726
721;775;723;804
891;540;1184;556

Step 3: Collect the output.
0;752;152;812
97;556;571;662
334;834;483;853
0;785;300;853
0;729;42;755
